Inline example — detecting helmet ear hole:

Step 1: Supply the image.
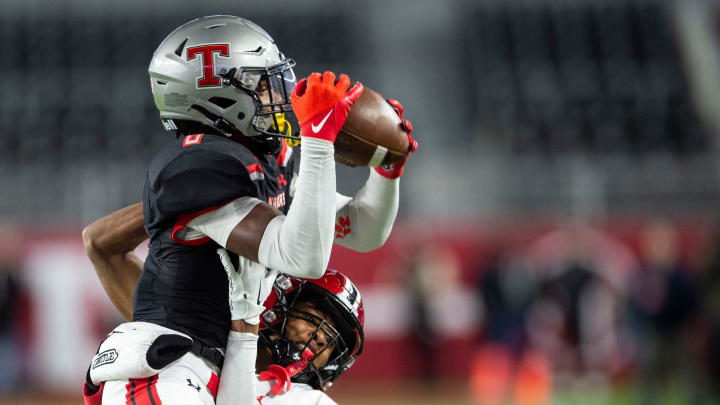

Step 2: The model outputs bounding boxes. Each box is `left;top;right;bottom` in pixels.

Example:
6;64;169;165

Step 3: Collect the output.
174;38;188;57
208;97;236;109
238;112;246;120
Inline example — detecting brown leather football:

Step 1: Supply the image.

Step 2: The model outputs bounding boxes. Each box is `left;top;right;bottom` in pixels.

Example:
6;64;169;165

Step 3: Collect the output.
335;85;409;167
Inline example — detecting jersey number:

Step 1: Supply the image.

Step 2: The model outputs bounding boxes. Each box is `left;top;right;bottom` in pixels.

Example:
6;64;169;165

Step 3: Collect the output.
182;134;204;147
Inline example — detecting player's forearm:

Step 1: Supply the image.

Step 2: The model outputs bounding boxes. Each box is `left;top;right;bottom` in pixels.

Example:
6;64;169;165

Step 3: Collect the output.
87;253;141;320
258;138;336;278
334;169;399;252
216;332;259;405
231;319;259;334
82;203;147;255
82;202;147;320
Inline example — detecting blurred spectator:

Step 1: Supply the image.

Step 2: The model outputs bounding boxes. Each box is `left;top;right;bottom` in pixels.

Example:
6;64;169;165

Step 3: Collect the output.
693;220;720;402
628;220;700;403
472;224;635;404
478;253;536;355
523;225;635;382
527;260;623;382
0;230;24;393
405;244;462;386
472;252;551;405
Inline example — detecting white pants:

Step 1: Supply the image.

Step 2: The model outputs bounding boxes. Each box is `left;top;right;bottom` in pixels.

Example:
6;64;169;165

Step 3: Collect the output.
101;352;219;405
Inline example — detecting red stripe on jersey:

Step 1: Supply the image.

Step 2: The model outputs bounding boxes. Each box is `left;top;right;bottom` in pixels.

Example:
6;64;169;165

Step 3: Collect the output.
207;372;220;399
125;380;135;405
245;163;264;174
171;204;224;246
149;375;162;405
276;142;288;167
126;376;162;405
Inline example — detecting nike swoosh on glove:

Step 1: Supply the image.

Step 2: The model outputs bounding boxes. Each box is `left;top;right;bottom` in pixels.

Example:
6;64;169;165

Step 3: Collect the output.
291;71;363;143
374;98;418;179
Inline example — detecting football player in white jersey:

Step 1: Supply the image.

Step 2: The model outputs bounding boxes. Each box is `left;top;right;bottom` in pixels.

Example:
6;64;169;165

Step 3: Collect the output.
82;203;364;405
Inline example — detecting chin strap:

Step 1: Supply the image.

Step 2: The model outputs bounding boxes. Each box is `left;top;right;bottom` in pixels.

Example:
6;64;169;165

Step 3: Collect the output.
258;348;314;396
190;102;299;153
269;112;301;148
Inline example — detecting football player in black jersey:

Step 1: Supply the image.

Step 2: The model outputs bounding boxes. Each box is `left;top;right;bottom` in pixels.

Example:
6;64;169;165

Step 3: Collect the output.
84;15;416;405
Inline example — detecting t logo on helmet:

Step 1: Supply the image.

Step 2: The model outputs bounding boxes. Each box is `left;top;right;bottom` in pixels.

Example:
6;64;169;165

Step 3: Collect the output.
186;44;230;88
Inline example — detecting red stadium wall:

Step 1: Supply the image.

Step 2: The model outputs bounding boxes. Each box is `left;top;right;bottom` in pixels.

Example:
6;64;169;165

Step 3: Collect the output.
6;217;712;388
328;218;712;380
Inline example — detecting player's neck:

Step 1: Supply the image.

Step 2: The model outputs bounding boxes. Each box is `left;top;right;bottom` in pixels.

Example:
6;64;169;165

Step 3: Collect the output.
229;131;269;158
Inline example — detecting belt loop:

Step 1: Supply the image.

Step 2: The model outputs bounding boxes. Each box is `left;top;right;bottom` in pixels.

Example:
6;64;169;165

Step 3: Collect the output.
191;340;225;370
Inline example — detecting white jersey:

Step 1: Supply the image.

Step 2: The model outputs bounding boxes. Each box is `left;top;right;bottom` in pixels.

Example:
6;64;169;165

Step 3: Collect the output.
255;378;337;405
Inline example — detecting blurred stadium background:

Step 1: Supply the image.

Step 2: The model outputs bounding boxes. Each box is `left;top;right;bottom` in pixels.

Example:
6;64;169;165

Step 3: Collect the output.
2;0;720;403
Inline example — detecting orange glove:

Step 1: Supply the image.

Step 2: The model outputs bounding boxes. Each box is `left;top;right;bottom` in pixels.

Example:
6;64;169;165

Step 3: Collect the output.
291;71;363;143
374;98;418;179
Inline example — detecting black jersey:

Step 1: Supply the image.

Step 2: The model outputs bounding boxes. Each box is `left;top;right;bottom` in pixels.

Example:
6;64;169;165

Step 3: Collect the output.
135;133;298;350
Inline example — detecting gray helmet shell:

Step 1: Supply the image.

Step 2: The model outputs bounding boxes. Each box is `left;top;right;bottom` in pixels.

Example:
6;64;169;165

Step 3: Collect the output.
149;15;290;138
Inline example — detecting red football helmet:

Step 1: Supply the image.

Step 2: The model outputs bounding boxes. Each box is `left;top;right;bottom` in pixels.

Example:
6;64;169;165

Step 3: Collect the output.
259;269;365;390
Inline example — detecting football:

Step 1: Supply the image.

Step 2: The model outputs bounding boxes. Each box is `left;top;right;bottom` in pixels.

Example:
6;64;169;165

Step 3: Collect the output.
335;86;409;167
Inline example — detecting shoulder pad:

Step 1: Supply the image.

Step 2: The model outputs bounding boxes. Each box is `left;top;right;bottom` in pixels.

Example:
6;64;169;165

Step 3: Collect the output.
149;147;258;219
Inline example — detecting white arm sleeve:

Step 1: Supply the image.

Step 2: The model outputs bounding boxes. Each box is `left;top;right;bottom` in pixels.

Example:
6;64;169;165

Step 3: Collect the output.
183;197;263;247
216;332;258;405
258;138;336;279
334;169;399;252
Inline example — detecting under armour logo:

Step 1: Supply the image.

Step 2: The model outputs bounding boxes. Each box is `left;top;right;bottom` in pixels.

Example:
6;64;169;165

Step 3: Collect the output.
187;379;201;392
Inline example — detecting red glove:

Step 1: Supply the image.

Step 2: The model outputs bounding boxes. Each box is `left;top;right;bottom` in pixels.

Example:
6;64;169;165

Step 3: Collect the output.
374;98;418;179
291;71;363;143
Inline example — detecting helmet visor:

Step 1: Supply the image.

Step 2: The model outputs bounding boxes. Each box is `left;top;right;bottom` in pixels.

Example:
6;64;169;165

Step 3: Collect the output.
236;59;296;115
266;61;297;108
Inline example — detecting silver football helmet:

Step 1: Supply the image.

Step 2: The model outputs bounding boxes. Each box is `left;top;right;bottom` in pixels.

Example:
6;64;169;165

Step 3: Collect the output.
149;15;297;151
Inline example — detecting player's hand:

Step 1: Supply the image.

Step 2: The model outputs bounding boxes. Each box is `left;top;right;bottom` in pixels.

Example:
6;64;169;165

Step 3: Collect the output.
374;98;418;179
291;71;363;143
217;248;277;325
